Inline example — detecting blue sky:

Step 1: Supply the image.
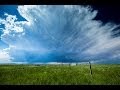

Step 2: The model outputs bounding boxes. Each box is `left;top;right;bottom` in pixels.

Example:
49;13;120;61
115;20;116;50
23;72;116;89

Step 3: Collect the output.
0;5;120;64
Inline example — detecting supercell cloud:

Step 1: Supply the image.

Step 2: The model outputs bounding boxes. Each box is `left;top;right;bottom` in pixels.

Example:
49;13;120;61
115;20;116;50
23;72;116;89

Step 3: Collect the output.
0;5;120;63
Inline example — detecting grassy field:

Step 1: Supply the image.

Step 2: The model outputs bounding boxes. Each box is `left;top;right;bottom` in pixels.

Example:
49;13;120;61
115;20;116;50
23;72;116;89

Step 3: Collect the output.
0;64;120;85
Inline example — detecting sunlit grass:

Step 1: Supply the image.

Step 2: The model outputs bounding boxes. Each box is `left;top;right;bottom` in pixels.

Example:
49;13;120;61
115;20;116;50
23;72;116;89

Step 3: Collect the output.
0;64;120;85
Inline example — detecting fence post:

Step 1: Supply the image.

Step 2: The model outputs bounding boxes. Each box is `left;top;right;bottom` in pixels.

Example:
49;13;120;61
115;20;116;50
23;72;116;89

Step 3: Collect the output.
89;61;92;76
69;63;70;66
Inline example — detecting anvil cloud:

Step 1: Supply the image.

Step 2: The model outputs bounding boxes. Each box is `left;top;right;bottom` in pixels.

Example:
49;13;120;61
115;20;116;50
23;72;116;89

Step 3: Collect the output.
0;5;120;64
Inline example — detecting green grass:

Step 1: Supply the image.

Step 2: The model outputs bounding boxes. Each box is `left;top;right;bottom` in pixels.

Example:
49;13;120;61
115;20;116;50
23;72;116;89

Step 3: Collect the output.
0;64;120;85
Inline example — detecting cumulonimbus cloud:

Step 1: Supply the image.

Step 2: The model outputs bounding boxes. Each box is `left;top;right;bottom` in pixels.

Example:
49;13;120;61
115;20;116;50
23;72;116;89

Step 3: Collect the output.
0;5;120;63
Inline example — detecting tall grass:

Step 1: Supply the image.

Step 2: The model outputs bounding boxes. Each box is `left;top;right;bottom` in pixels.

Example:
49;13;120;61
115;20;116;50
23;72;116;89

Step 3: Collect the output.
0;64;120;85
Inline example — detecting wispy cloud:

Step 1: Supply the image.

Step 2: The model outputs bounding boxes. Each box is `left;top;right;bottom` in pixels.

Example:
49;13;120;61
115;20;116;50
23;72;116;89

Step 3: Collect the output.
0;5;120;63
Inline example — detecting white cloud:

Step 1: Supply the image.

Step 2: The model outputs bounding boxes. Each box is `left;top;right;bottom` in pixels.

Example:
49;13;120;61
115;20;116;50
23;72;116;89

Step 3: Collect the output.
11;62;28;64
0;5;120;63
84;37;120;55
0;50;12;63
0;13;26;37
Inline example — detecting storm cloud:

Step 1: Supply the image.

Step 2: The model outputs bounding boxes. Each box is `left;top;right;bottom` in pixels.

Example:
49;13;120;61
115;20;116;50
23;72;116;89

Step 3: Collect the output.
0;5;120;63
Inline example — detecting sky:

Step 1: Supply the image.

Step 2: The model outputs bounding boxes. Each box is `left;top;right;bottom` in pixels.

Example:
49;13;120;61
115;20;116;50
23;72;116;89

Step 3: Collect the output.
0;5;120;64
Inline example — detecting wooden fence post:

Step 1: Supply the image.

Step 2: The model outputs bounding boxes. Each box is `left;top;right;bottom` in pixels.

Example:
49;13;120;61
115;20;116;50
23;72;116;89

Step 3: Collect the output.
89;61;92;76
